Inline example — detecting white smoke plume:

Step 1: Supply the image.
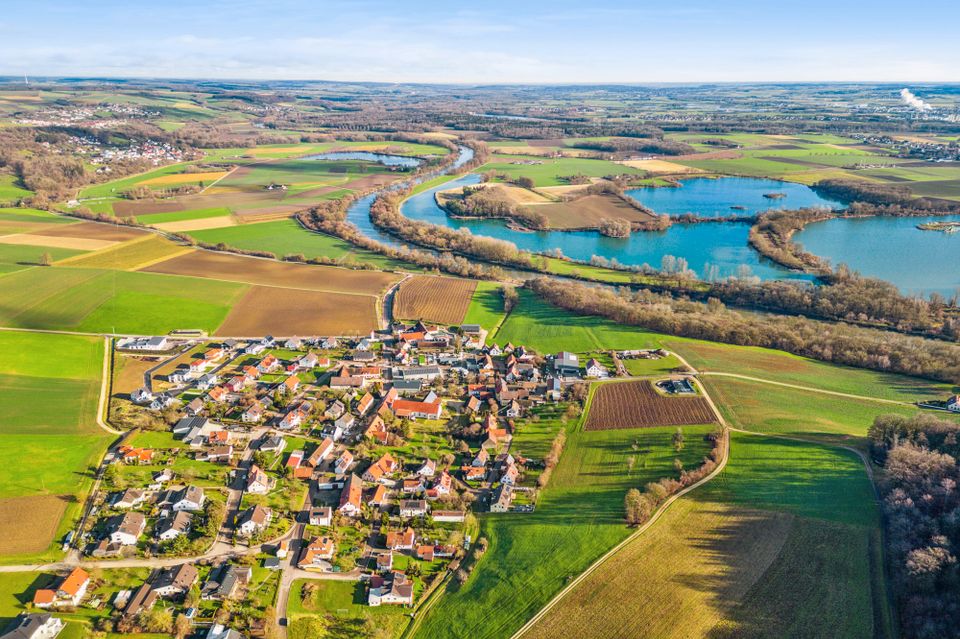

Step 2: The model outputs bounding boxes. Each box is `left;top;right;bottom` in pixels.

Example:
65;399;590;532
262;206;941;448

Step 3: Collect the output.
900;88;933;111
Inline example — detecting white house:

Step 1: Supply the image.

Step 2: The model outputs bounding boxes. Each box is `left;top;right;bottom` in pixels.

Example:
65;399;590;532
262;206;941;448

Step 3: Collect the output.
2;614;65;639
237;505;272;537
171;486;206;512
948;395;960;412
110;512;145;546
157;511;192;541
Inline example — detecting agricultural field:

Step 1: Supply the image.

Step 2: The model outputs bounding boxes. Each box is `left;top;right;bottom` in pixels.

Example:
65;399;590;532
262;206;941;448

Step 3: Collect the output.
522;432;890;639
0;173;32;202
480;156;646;187
528;193;657;229
584;380;716;430
56;234;190;270
0;330;109;563
141;249;400;296
463;281;508;330
394;275;478;324
215;285;379;337
414;419;716;639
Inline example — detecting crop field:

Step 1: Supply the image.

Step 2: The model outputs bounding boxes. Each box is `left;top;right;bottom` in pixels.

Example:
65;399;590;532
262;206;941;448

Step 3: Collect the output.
480;156;646;187
215;285;379;337
56;235;191;270
463;281;508;330
34;221;147;242
394;275;478;324
531;193;657;229
0;266;246;334
135;206;232;224
584;380;716;430
142;249;400;295
0;331;108;564
183;218;410;269
523;432;889;639
138;170;229;186
415;422;716;639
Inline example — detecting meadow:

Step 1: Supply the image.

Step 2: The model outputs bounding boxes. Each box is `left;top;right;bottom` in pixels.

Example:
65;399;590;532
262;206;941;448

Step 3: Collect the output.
414;420;715;639
0;330;110;563
523;432;891;639
480;156;646;187
462;281;508;330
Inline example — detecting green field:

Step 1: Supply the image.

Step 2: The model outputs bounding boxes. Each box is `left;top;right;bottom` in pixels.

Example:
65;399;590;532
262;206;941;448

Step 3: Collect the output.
524;432;891;639
480;156;646;187
136;206;231;224
0;266;247;333
0;174;32;201
414;419;715;639
186;218;411;270
462;281;508;330
288;579;410;639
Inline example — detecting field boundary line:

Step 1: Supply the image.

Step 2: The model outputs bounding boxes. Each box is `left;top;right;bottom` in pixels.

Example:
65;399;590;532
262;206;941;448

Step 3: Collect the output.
96;336;123;436
700;371;915;406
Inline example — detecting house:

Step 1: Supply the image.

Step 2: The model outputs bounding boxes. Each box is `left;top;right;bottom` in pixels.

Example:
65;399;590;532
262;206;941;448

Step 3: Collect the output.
279;405;307;429
157;511;192;541
173;416;209;439
237;505;272;537
462;466;485;481
390;379;423;395
401;477;424;494
298;537;335;570
364;416;389;443
352;350;376;362
554;352;580;377
276;539;290;559
585;358;608;378
119;446;154;465
307;438;335;467
286;450;305;470
948;395;960;412
363;453;398;484
246;465;273;495
122;582;157;617
500;399;522;418
298;353;319;369
197;373;220;391
171;486;206;512
0;613;65;639
201;445;233;464
385;527;416;551
329;375;364;390
391;399;442;420
185;397;205;416
109;512;145;545
285;337;302;349
399;500;428;518
426;471;452;499
149;468;173;490
224;376;246;393
416;545;435;561
490;484;513;512
257;354;279;373
130;388;153;404
338;474;363;516
334;450;354;476
202;564;253;601
356;392;375;416
308;506;332;527
152;564;199;598
113;488;147;510
325;400;346;420
416;459;436;477
241;401;264;423
368;572;414;607
333;413;356;435
278;375;300;396
472;449;489;467
366;484;388;508
206;386;227;403
259;435;286;453
206;624;246;639
31;568;89;609
242;365;260;380
375;551;393;572
395;365;443;381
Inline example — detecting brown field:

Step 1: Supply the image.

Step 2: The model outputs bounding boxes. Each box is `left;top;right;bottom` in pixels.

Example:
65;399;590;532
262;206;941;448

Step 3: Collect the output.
394;275;478;324
36;221;148;242
139;171;228;186
532;194;657;229
617;159;705;174
112;200;185;216
58;235;191;270
113;354;160;397
0;494;69;556
154;216;236;232
585;380;716;430
143;250;400;295
0;233;116;251
216;285;378;337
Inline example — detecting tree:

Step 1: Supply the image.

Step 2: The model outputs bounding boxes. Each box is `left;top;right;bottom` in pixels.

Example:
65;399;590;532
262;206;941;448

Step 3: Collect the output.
624;488;646;526
39;251;53;266
672;428;685;452
173;614;191;639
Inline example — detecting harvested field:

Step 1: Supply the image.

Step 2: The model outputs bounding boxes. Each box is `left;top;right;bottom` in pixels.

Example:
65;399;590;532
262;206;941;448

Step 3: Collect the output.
154;216;236;232
139;170;228;186
113;354;159;397
0;494;69;556
533;194;657;229
112;200;185;216
216;285;378;337
394;275;478;324
617;159;704;174
36;221;148;241
0;233;116;251
142;250;400;295
57;235;191;270
584;380;716;430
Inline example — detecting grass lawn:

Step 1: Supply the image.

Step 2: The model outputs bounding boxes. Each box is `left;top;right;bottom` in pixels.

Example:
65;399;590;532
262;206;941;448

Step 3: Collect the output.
0;174;32;201
288;579;409;639
414;422;715;639
523;431;892;639
0;266;247;334
462;281;507;331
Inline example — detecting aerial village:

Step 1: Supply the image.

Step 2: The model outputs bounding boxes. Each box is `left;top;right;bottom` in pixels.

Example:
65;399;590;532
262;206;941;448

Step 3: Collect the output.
16;321;677;638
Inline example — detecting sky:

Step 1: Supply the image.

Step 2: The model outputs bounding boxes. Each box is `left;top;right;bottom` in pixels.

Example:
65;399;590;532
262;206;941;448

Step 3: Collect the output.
2;0;959;83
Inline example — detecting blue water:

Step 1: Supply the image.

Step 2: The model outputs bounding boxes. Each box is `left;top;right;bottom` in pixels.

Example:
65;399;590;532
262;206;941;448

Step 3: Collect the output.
795;215;960;296
398;174;804;280
625;177;845;217
304;151;422;168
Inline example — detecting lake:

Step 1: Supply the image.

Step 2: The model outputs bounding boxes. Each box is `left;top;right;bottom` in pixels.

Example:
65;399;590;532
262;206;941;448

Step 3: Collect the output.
625;176;844;217
795;214;960;297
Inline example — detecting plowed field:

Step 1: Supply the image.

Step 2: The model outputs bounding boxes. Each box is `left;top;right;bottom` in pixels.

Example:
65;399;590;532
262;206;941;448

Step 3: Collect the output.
585;380;716;430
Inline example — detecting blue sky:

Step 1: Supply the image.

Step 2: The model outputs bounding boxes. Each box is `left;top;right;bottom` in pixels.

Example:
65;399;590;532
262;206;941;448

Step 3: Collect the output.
2;0;959;83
